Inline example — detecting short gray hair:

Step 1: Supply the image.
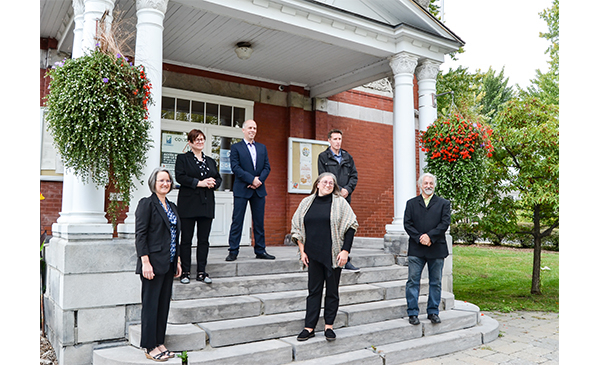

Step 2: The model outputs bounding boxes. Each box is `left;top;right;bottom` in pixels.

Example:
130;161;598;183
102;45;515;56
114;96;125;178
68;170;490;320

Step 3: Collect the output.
418;172;437;188
148;167;174;194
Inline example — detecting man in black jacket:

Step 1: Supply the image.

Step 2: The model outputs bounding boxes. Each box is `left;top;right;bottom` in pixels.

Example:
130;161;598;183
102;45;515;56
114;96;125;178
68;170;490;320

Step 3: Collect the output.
403;173;451;325
318;129;360;271
318;129;358;203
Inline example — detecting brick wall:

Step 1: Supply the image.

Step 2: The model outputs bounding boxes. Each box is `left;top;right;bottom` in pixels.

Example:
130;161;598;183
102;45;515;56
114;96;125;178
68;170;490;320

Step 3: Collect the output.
40;181;62;235
314;115;395;237
41;68;50;106
254;102;294;246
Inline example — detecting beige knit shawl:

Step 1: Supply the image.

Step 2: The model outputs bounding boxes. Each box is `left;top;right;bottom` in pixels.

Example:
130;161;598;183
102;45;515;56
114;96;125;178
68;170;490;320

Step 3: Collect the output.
290;193;359;269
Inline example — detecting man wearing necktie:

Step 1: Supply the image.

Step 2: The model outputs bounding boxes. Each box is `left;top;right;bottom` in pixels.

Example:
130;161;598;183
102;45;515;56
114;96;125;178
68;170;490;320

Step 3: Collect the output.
226;120;276;261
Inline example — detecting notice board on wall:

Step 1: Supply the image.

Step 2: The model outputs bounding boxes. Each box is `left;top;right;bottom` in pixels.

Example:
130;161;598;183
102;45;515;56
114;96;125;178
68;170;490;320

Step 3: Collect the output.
288;137;329;194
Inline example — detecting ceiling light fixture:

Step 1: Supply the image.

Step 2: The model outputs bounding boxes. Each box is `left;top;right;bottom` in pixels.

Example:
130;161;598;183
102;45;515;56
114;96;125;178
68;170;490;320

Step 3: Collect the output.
234;42;253;60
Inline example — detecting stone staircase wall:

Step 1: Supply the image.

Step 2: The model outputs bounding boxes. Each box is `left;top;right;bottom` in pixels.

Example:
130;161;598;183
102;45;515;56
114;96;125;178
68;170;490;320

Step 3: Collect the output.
90;246;498;365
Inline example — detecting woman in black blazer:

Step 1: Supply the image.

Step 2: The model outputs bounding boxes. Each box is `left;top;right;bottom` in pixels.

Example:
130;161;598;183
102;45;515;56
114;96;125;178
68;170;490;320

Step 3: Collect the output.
135;167;182;361
175;129;222;284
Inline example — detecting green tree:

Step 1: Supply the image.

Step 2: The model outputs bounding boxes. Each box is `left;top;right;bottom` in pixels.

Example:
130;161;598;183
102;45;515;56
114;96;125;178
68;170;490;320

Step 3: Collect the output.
435;66;484;122
489;96;559;294
526;0;559;105
481;67;514;124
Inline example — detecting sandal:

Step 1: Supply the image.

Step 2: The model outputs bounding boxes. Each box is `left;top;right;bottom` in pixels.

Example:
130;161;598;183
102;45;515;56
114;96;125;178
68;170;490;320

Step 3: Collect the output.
144;347;169;362
157;345;175;358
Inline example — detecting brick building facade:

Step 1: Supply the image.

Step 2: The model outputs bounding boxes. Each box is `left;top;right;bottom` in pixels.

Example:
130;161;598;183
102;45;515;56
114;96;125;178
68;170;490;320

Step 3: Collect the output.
40;55;419;243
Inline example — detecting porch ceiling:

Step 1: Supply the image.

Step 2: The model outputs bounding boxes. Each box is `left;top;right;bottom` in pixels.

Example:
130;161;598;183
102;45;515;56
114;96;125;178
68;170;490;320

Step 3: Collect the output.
40;0;463;98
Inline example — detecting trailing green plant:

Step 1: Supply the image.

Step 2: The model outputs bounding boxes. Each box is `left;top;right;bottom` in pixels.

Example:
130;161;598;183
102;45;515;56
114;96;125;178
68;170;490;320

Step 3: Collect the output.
45;43;153;225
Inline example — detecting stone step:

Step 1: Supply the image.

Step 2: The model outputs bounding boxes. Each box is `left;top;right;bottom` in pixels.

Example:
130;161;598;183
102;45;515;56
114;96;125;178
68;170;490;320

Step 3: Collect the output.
188;248;395;278
253;283;386;316
284;349;383;365
172;265;407;301
193;291;453;348
127;323;206;352
279;308;477;362
187;339;293;365
168;295;263;324
93;345;183;365
169;283;390;323
339;291;454;327
198;310;348;348
95;313;498;365
286;314;499;364
375;315;499;364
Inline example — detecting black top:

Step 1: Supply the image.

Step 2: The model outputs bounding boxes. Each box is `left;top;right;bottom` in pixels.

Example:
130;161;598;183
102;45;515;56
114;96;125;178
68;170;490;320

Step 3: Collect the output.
304;193;356;275
175;151;222;218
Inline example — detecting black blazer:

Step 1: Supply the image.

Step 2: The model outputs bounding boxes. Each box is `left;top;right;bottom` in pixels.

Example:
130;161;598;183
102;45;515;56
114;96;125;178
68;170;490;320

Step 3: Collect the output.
135;193;180;275
403;194;451;259
175;151;222;218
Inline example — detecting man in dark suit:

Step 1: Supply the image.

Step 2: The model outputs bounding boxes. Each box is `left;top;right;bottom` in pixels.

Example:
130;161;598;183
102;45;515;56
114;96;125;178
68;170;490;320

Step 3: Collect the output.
403;173;451;325
226;119;275;261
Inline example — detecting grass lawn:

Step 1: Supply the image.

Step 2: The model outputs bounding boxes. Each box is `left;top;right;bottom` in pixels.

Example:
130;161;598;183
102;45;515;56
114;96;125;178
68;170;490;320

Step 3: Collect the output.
452;244;559;312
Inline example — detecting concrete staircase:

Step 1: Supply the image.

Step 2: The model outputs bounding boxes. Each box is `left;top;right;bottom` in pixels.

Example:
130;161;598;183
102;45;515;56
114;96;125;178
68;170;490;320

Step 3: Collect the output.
92;245;498;364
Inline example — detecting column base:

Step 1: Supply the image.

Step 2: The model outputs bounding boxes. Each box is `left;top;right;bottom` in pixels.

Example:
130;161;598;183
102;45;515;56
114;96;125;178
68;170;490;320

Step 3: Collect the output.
52;222;113;240
117;222;136;239
384;224;409;265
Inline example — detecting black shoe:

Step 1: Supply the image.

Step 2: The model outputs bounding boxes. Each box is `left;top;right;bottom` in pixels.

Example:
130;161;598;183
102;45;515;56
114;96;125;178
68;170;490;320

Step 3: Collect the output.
428;313;441;324
225;253;237;261
324;328;336;341
408;315;420;325
296;329;315;341
255;252;276;260
180;272;190;284
344;261;360;271
197;272;212;284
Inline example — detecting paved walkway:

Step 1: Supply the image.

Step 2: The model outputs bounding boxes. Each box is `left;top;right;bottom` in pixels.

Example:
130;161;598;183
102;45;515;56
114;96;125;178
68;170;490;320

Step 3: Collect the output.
407;311;559;365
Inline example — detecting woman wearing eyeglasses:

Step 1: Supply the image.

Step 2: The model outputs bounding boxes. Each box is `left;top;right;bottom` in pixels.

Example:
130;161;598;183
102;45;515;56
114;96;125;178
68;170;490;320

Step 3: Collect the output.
291;172;358;342
175;129;222;284
135;167;182;361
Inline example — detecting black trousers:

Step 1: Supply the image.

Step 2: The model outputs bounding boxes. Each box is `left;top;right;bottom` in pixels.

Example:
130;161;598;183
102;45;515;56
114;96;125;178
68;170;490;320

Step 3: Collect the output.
180;217;213;273
304;260;342;329
140;263;174;350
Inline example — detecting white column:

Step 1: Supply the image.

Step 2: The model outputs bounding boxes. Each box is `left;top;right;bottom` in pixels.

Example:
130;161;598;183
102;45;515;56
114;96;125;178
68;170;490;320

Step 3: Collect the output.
386;52;419;235
415;59;440;174
56;0;83;223
54;0;115;236
118;0;168;236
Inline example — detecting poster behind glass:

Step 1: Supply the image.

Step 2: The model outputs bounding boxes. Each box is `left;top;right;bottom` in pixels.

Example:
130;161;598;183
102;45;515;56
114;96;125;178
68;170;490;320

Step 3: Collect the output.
161;131;189;186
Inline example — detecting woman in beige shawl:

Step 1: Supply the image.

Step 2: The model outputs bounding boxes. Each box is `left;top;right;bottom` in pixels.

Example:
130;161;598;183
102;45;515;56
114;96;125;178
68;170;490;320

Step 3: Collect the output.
291;172;358;342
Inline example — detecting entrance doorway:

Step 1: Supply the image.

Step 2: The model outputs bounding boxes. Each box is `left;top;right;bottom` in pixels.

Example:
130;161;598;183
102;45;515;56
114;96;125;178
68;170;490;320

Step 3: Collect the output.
160;88;254;247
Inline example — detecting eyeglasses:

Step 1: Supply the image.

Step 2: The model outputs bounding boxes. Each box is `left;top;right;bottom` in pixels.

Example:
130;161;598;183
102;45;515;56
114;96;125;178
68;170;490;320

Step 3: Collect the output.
193;138;205;143
320;181;335;186
158;179;172;184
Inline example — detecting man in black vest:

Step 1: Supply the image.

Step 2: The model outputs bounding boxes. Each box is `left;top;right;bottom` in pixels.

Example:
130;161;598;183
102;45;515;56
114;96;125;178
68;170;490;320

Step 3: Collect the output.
318;129;359;271
403;173;451;325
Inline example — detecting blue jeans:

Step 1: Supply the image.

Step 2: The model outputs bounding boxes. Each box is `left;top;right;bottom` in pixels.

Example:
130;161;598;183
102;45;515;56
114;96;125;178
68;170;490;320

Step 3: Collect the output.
406;256;444;317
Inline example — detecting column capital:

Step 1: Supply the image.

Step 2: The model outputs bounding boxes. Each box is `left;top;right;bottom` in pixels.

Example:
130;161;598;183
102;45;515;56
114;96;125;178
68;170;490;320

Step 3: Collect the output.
389;53;419;75
136;0;169;13
416;59;441;81
72;0;84;15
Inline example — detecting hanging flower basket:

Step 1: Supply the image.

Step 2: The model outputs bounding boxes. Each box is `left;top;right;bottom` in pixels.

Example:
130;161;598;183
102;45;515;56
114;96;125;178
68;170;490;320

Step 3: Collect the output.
419;114;494;220
45;46;153;225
